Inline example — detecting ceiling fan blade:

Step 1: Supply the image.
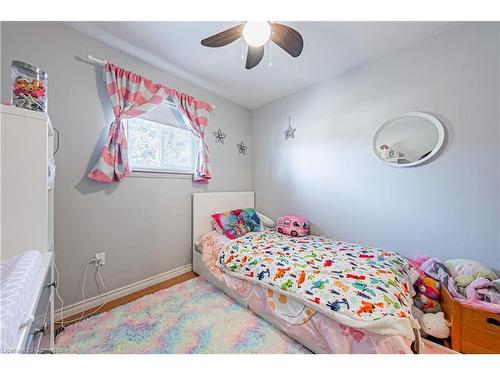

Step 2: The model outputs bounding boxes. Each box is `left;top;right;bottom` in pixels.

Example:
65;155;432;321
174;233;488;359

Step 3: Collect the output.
201;24;243;47
245;45;265;70
271;23;304;57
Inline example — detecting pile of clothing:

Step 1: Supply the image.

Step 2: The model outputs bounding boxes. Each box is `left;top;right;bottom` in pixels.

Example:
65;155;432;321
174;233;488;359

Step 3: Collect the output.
444;258;499;309
410;256;499;313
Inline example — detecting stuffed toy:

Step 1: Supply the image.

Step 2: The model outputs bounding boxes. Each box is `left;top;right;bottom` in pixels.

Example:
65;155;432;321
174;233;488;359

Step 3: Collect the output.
420;257;461;299
411;306;450;339
410;256;441;300
416;276;441;301
420;312;450;339
414;292;441;313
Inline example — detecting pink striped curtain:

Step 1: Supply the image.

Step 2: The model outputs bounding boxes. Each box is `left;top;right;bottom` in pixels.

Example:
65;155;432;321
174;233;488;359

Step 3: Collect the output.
88;63;171;182
88;63;214;184
172;93;214;183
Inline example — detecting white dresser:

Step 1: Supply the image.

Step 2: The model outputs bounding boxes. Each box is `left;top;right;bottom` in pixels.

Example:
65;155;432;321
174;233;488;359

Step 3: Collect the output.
0;104;55;353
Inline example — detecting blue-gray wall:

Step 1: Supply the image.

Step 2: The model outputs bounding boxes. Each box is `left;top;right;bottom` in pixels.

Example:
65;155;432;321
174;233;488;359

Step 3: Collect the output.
1;22;253;306
252;23;500;272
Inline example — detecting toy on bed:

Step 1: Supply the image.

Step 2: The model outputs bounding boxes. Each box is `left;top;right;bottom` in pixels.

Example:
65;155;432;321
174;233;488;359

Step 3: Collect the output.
276;216;309;237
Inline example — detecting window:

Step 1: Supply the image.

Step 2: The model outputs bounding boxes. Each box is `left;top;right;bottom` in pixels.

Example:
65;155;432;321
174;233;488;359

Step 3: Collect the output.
127;104;200;174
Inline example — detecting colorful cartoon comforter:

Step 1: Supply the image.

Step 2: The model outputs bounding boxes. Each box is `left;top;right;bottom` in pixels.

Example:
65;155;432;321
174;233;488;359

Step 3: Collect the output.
216;230;418;339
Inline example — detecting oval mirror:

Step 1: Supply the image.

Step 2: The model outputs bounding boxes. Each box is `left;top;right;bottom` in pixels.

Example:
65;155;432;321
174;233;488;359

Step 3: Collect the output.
373;112;445;167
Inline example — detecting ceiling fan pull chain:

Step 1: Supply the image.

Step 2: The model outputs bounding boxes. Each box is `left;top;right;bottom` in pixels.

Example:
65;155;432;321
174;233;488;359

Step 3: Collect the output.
268;41;272;67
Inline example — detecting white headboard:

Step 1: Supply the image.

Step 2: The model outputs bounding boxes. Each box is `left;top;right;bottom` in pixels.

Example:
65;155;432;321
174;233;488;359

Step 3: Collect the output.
192;191;254;250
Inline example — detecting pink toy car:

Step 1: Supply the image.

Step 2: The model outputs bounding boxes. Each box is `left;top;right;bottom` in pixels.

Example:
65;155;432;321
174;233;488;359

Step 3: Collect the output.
276;215;310;237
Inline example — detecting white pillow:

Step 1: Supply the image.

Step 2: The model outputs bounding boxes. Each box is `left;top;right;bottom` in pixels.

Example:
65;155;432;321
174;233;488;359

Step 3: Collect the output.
256;211;275;228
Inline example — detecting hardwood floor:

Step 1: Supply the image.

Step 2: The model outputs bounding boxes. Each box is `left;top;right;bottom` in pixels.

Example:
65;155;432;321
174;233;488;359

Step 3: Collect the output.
57;271;198;328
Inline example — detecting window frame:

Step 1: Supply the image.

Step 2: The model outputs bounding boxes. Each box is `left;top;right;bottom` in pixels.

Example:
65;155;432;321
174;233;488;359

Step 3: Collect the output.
126;113;200;176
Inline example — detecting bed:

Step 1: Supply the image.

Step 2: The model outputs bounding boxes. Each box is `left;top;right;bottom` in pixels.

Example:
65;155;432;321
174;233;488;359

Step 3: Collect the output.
192;191;421;354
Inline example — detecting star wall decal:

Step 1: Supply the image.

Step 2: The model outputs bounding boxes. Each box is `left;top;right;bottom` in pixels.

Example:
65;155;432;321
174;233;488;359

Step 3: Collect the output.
284;117;296;140
236;140;247;155
213;128;227;144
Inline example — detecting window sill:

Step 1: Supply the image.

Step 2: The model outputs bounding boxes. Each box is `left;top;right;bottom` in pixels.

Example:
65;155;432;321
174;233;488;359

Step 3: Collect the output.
129;170;194;180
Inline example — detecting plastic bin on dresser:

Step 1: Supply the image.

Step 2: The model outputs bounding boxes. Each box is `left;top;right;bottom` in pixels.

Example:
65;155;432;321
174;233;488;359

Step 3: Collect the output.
11;60;48;113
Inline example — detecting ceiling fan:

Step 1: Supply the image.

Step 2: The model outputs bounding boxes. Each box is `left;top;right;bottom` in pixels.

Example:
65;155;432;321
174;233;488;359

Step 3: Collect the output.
201;21;304;70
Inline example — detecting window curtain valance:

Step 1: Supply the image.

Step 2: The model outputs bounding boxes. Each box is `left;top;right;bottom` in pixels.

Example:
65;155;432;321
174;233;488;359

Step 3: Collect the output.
87;63;214;183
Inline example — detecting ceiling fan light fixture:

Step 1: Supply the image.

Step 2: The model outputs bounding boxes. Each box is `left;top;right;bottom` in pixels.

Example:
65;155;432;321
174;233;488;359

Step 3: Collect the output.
201;21;303;69
242;21;271;47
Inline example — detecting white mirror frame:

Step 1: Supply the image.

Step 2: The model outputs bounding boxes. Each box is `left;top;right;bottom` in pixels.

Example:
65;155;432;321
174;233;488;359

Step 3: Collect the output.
372;112;446;168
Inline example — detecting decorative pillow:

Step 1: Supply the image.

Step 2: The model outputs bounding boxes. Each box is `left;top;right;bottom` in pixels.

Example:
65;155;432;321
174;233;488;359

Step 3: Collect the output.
211;209;250;240
239;208;262;232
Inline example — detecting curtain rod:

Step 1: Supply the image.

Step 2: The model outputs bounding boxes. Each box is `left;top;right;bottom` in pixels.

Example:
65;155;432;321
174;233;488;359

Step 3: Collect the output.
84;55;215;110
87;54;107;66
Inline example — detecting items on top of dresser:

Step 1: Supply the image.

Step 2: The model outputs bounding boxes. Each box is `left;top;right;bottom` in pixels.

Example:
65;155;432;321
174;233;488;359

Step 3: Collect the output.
11;60;48;113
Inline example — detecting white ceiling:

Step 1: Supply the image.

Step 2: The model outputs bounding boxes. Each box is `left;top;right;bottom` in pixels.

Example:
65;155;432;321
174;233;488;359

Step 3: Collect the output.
68;21;459;109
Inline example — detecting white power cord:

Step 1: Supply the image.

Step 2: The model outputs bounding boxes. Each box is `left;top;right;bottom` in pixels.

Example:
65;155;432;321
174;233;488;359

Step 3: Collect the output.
96;266;108;298
54;255;109;329
53;258;66;328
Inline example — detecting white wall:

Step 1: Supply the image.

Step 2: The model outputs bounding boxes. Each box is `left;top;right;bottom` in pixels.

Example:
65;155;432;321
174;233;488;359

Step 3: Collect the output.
252;23;500;272
1;22;253;306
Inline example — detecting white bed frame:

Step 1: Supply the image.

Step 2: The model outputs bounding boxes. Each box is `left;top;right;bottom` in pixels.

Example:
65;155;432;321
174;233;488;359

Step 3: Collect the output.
192;192;256;303
191;191;324;353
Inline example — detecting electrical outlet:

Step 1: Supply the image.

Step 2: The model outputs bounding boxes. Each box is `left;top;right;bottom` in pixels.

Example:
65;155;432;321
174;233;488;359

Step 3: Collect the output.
94;252;105;266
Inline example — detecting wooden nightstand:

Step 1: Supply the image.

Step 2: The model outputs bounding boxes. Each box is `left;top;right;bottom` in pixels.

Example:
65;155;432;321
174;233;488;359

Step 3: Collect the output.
441;286;500;353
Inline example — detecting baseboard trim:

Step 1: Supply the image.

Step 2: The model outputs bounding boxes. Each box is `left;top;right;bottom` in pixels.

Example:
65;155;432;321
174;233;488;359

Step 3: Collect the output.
57;264;192;319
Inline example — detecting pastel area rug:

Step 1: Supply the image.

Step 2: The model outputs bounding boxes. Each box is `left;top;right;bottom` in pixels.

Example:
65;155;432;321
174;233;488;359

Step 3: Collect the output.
55;277;311;354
